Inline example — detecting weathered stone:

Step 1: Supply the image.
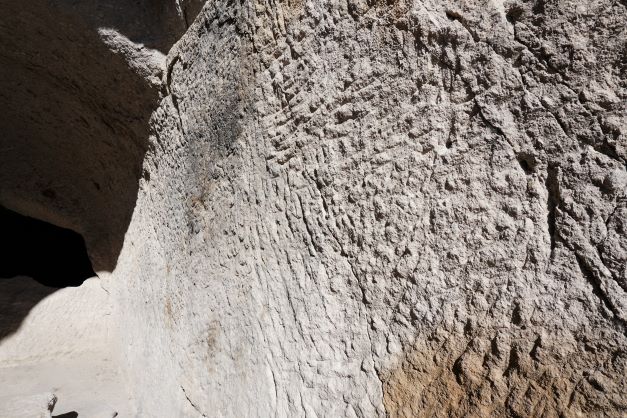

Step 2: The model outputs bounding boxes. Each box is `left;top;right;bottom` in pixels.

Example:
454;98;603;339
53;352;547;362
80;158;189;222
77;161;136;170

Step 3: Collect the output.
0;0;625;417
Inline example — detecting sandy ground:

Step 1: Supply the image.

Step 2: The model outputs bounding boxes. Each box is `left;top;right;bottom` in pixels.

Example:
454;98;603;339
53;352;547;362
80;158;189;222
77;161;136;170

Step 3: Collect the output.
0;277;133;417
0;353;133;417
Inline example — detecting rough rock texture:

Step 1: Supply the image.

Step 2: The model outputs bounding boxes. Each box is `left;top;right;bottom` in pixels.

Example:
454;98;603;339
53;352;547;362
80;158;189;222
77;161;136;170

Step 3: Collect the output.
110;0;626;416
1;0;625;417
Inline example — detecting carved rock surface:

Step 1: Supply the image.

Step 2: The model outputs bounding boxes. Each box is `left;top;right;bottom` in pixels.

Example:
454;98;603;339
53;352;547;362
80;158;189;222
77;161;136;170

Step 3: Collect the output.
1;0;625;417
110;0;626;416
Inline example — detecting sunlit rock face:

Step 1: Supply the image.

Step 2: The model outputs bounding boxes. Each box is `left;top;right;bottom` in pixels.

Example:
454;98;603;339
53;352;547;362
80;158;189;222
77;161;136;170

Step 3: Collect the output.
1;0;626;417
115;0;625;416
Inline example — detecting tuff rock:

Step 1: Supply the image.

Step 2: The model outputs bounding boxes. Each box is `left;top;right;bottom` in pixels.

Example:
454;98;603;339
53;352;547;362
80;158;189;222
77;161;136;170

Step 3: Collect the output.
0;0;625;417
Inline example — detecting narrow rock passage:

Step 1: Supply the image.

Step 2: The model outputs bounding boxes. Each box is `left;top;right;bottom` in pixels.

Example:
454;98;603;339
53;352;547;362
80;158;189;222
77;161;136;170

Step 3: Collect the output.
1;0;625;416
0;1;205;416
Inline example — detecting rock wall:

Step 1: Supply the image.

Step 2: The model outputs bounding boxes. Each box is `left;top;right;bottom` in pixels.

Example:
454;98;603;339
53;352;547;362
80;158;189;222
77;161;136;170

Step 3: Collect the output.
1;0;624;416
0;0;161;270
0;0;205;270
112;0;626;416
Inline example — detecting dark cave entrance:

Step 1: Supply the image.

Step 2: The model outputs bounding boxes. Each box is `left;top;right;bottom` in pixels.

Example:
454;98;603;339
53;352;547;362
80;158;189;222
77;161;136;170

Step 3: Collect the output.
0;205;95;288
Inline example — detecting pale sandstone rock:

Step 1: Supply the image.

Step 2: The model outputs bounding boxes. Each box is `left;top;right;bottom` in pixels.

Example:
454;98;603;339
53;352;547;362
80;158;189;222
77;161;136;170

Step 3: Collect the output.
0;0;625;417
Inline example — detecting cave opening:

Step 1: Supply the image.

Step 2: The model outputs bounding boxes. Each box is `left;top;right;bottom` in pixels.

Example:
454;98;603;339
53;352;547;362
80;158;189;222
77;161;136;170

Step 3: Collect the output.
0;205;95;288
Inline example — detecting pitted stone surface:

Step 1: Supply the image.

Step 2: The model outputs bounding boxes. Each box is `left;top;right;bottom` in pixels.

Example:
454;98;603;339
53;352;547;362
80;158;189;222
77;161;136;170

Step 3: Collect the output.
1;0;625;417
111;0;626;416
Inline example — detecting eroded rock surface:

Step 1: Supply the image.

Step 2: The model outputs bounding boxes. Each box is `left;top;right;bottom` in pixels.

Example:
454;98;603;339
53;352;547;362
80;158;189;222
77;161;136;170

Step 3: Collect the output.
110;0;626;416
1;0;625;417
